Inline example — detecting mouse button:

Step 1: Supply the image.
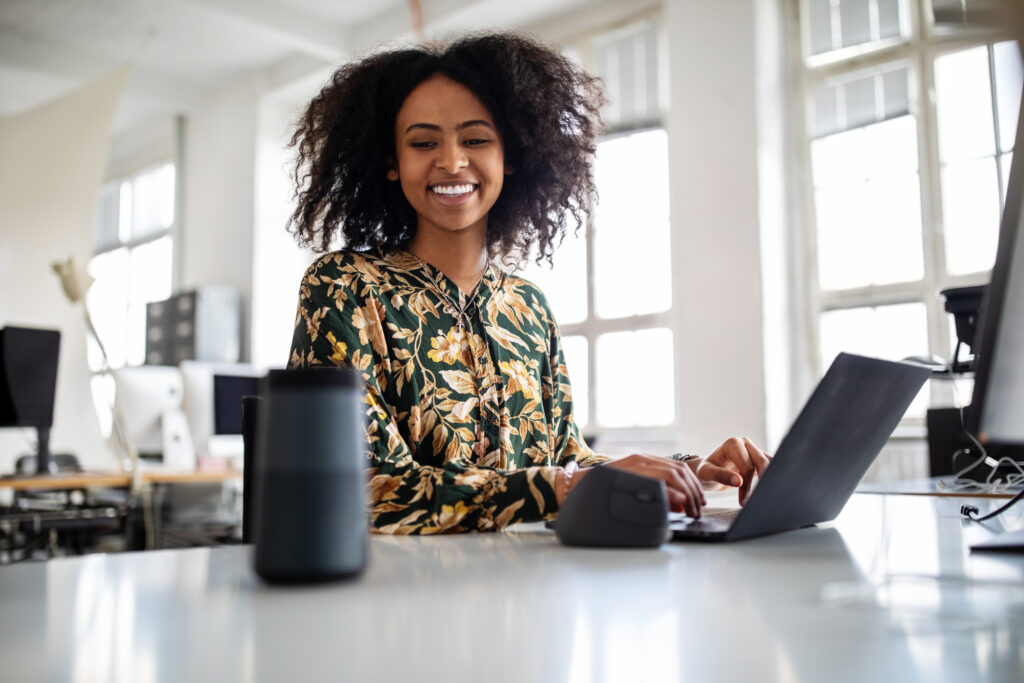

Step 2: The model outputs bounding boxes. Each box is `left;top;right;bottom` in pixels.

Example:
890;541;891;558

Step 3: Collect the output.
607;486;666;526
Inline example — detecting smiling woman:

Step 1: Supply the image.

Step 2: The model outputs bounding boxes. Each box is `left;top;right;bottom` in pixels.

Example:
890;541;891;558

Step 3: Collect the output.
286;33;770;535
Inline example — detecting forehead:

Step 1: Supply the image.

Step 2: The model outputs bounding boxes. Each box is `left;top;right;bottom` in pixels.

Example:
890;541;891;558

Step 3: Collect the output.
395;75;495;130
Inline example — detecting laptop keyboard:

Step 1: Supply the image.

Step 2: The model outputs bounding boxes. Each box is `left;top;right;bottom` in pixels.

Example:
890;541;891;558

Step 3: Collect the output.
669;507;741;532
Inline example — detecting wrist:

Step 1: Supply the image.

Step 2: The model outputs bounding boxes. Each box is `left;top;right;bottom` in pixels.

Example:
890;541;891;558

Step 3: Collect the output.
555;462;583;504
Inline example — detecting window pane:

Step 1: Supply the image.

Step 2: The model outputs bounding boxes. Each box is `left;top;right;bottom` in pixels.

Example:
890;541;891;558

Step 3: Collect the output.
593;22;660;128
994;41;1023;153
807;0;907;57
942;157;1001;275
811;116;923;289
131;163;175;240
812;65;910;138
593;129;671;319
520;224;587;325
127;237;174;366
819;302;929;416
595;328;673;428
839;0;872;49
94;182;120;252
935;47;996;164
87;248;130;370
561;335;589;430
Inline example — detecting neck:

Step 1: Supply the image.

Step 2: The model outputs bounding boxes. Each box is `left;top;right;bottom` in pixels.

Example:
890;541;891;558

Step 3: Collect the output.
409;223;489;294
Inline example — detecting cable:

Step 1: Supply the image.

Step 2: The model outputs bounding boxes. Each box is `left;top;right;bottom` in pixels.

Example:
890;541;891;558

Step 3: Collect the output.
961;488;1024;521
939;361;1024;495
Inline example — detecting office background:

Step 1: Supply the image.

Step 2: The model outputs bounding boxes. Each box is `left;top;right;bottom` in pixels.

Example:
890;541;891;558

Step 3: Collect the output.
0;0;1019;479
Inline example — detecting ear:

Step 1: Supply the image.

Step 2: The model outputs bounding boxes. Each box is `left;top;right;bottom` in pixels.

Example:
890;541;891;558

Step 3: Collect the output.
387;168;399;181
504;164;514;175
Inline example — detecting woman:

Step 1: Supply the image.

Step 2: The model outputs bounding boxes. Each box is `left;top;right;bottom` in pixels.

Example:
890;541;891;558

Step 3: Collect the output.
288;33;769;534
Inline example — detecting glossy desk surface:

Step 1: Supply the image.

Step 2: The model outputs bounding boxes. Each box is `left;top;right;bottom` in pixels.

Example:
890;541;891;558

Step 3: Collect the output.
1;494;1022;682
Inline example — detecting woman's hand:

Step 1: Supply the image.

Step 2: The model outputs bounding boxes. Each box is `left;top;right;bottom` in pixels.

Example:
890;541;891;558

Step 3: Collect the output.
566;454;707;518
688;437;771;506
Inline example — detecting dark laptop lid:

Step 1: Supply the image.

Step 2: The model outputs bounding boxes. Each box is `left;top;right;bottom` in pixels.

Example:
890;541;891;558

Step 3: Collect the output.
724;353;930;541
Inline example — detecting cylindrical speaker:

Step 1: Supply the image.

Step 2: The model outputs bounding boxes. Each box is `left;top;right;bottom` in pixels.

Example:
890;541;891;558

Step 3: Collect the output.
253;367;367;583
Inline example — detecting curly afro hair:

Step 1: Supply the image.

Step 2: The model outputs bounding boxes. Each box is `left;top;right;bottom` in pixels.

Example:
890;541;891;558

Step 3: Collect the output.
288;32;605;265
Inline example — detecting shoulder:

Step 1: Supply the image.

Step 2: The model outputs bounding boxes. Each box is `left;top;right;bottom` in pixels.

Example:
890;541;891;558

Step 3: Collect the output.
301;249;391;287
499;273;556;326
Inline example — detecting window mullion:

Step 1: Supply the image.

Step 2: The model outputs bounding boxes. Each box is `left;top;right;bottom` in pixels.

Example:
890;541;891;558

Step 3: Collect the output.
915;39;953;362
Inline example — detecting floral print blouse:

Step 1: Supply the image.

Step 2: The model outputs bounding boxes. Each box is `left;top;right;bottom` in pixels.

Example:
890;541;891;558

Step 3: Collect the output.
288;248;609;534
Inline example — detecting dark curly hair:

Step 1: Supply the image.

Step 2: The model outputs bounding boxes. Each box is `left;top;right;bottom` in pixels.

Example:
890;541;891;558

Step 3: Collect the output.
288;32;605;265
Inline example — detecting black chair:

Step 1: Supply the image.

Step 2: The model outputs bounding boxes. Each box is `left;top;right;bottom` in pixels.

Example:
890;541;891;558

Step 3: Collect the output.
240;395;261;544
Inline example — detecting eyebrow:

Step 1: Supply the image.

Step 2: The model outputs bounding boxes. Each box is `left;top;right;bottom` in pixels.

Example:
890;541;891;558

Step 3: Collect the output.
403;120;495;135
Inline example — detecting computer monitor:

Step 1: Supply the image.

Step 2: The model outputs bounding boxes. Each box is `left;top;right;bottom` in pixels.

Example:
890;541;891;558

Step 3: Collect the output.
112;365;185;460
213;374;261;436
965;86;1024;447
180;361;263;460
0;326;61;474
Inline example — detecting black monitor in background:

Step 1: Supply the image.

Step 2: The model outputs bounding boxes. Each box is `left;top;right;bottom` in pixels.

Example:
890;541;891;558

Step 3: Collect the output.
0;327;61;474
213;374;261;436
965;86;1024;448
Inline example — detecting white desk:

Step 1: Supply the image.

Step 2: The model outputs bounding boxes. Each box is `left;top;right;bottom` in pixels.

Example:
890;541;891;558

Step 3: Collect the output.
1;494;1022;682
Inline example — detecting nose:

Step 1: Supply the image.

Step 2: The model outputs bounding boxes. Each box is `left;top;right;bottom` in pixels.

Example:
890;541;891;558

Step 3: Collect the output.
436;140;468;174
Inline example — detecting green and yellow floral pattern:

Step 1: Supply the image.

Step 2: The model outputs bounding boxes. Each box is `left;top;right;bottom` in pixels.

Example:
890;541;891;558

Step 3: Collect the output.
289;248;608;534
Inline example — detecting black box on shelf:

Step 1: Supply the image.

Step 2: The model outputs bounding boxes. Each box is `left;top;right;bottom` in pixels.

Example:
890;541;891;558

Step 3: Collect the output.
145;287;241;365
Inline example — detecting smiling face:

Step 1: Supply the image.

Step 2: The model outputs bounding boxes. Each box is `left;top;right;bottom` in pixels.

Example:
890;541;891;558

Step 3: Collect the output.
388;75;510;243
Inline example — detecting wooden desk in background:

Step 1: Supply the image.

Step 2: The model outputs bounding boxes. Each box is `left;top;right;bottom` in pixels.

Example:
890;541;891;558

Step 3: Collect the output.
0;469;243;558
0;469;242;491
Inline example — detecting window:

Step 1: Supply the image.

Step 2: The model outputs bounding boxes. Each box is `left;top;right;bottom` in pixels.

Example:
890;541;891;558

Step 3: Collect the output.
89;162;176;372
522;20;674;440
797;0;1023;420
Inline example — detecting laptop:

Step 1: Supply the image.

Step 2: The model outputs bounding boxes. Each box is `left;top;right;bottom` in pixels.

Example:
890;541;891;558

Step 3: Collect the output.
669;352;930;542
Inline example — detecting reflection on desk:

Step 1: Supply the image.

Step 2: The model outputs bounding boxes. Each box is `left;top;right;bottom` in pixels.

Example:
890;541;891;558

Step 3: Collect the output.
0;494;1021;682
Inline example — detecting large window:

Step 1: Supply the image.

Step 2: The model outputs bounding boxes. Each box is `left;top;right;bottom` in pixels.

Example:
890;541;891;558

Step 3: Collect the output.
523;20;674;440
798;0;1022;420
89;162;176;371
88;163;176;437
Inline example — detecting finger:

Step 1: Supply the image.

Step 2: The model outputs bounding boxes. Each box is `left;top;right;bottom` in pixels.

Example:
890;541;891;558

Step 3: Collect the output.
718;437;755;477
667;489;692;515
682;465;707;507
668;467;703;516
743;438;771;477
696;461;743;488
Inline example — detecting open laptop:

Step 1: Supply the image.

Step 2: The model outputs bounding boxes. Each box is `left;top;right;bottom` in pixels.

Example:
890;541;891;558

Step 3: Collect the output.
670;352;930;542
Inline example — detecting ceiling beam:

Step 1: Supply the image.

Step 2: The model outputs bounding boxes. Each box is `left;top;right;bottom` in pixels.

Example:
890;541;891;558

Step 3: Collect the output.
179;0;348;62
0;30;203;114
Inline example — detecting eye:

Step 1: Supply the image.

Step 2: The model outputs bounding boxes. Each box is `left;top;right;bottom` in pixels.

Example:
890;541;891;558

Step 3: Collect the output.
410;141;437;149
463;138;491;147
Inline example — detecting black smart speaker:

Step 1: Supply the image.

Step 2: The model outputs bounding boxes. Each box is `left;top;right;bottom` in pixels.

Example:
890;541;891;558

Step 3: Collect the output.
253;368;368;583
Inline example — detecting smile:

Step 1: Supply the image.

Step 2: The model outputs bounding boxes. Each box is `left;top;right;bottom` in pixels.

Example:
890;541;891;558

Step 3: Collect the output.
430;183;476;196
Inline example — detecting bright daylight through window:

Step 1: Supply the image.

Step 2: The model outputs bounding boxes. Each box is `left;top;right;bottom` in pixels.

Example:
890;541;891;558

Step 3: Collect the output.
800;0;1022;420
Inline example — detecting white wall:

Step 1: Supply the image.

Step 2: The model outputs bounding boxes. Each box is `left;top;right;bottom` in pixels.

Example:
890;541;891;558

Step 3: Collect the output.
251;82;321;370
180;76;262;363
666;0;772;453
0;67;129;471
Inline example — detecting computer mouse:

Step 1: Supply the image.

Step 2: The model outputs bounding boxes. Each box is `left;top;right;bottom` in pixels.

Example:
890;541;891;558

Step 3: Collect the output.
554;465;670;548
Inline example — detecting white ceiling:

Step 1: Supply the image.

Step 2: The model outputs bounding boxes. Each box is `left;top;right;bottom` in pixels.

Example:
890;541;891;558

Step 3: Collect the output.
0;0;620;135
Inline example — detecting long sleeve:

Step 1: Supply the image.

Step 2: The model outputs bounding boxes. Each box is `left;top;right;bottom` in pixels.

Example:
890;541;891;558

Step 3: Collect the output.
288;252;564;534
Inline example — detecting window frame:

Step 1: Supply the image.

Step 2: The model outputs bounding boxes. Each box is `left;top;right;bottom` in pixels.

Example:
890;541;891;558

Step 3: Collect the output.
537;17;681;451
795;0;1019;427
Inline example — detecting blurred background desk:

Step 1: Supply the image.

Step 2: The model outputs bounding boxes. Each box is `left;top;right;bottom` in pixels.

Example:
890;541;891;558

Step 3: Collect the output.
0;493;1021;682
0;469;242;561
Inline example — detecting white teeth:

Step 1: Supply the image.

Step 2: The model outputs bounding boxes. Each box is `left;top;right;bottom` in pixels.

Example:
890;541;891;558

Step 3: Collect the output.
431;184;474;195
